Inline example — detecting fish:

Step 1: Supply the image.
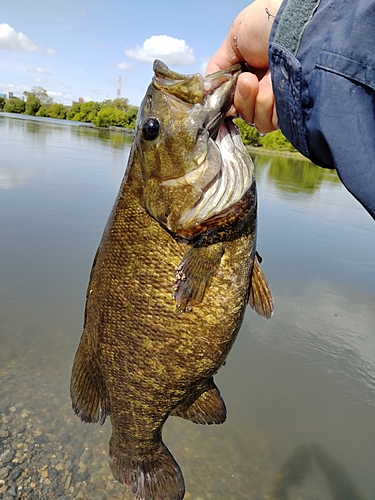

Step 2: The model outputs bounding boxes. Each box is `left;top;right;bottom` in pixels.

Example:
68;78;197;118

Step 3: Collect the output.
70;59;274;500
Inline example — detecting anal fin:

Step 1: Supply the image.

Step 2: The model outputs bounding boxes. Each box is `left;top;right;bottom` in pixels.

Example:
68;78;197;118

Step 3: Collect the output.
171;378;226;425
248;252;274;319
70;339;109;425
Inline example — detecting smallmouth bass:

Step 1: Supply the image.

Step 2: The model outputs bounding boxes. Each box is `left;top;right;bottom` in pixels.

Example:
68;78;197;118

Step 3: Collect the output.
70;60;273;500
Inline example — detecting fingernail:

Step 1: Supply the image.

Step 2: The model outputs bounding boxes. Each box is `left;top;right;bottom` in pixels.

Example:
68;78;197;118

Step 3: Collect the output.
237;75;251;100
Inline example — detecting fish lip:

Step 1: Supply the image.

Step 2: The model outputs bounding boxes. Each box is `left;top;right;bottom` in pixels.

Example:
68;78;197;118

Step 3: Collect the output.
152;59;242;131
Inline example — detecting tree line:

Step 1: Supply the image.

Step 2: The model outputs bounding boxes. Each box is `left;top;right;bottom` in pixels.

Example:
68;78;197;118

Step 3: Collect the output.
234;118;296;152
0;86;295;150
0;86;138;129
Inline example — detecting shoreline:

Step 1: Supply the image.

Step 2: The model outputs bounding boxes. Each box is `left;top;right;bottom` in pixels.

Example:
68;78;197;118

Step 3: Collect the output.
247;145;311;162
1;112;310;156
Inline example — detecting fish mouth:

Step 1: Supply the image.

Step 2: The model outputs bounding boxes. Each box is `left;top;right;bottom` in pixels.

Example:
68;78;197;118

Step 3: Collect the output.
174;118;254;231
156;62;253;233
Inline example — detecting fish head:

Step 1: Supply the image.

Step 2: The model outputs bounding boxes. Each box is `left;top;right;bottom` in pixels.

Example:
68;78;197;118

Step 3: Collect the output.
136;59;254;237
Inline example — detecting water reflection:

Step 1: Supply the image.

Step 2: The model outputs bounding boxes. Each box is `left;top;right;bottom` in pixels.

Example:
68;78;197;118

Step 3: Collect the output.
0;115;374;499
253;152;340;196
72;126;133;149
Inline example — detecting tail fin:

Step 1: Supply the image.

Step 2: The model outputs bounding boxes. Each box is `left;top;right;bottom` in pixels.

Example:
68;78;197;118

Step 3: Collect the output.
109;439;185;500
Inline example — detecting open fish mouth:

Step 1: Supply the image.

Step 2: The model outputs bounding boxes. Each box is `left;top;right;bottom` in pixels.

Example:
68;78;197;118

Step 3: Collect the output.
173;118;254;229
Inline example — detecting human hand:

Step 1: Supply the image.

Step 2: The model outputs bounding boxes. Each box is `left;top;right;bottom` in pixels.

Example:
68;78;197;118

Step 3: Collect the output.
206;0;282;133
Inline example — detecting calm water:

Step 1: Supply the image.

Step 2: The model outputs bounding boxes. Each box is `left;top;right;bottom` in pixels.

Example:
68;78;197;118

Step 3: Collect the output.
0;113;374;500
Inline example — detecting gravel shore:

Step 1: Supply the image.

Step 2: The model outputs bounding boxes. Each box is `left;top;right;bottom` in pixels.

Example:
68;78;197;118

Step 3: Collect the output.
0;354;278;500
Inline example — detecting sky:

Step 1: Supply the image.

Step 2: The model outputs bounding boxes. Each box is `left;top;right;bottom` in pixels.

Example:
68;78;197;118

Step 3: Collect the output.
0;0;251;107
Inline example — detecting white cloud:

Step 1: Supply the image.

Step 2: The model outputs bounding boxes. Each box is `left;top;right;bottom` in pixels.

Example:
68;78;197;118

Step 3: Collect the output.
47;90;74;105
0;82;29;96
125;35;195;66
47;48;56;56
0;23;38;52
27;67;51;76
47;90;63;98
199;60;208;76
34;77;48;83
116;61;132;71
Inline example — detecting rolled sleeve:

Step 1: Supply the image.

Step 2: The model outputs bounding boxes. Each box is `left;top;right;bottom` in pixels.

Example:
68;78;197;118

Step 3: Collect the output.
269;0;375;219
268;42;309;158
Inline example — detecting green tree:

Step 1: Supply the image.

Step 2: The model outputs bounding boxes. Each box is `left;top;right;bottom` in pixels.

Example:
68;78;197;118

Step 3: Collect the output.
24;94;41;115
91;105;138;128
109;97;129;111
259;130;296;151
70;101;100;122
92;106;117;127
3;98;26;114
29;86;53;106
234;118;261;147
36;106;51;117
0;97;5;110
123;106;138;128
67;103;81;120
48;103;68;119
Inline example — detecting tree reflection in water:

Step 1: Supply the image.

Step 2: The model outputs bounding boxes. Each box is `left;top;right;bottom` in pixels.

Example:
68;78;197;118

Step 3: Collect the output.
252;153;340;196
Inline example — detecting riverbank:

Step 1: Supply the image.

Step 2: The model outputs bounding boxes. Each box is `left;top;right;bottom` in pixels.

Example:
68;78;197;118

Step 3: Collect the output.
247;145;312;162
0;111;308;156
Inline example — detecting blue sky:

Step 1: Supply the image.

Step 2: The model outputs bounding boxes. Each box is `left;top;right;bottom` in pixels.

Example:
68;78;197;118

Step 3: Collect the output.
1;0;250;107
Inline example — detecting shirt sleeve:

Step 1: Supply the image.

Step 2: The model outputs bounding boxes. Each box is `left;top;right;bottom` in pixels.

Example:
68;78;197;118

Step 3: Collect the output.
268;0;375;220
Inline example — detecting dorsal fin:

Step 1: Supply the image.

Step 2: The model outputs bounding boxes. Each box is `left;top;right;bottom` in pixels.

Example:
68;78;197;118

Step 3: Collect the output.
248;252;274;319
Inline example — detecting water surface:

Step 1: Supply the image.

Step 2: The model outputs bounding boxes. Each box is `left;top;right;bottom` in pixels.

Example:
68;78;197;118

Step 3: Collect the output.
0;114;374;499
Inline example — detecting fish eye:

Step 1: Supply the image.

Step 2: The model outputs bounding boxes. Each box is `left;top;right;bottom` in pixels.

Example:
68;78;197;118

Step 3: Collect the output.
142;117;160;141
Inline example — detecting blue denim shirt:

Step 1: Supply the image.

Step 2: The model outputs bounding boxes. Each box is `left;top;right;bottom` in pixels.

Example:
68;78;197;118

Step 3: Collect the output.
269;0;375;219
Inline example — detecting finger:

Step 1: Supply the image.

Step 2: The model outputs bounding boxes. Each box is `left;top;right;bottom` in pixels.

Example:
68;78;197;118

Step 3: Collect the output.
253;71;277;133
206;40;239;74
272;105;279;130
233;72;259;124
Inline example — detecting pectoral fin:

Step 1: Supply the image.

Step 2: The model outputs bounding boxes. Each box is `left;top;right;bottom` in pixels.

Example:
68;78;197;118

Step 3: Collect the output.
248;252;274;319
173;243;224;312
171;378;226;425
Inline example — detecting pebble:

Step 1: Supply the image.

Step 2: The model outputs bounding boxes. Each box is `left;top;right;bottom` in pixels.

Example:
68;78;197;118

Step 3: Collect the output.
0;450;14;465
7;485;17;496
8;467;22;481
0;467;8;479
0;360;278;500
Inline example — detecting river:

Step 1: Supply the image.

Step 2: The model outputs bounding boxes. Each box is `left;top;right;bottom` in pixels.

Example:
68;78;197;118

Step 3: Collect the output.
0;113;374;500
